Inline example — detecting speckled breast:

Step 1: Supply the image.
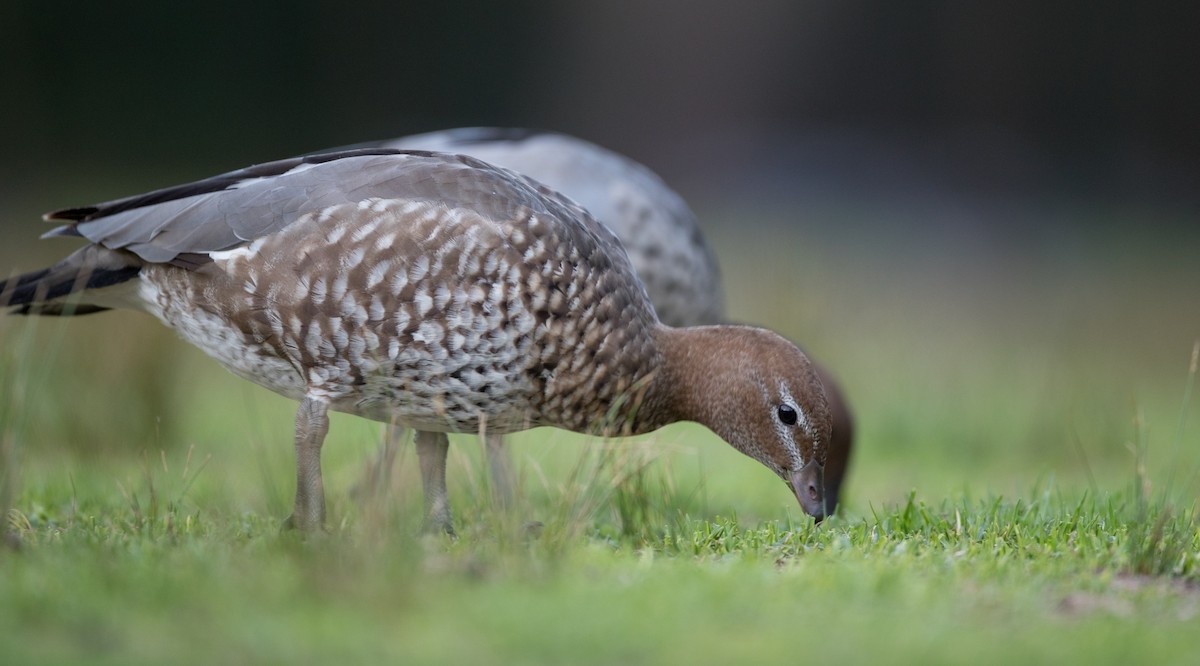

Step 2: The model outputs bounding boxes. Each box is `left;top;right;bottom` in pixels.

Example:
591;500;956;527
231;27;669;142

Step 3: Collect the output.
141;195;661;435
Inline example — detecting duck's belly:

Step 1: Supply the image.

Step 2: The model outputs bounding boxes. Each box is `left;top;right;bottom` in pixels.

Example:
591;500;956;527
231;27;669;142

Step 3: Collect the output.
136;271;541;434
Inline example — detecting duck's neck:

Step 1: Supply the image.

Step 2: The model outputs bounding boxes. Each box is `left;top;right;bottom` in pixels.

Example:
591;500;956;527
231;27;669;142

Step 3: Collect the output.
623;325;726;436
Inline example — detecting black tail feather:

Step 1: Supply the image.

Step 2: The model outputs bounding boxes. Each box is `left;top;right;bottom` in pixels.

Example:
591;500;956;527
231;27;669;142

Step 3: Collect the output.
2;245;142;316
14;303;112;316
2;266;140;308
7;267;52;289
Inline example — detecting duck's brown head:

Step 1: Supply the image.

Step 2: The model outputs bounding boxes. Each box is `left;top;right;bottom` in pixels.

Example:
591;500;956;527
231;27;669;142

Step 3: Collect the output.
654;325;832;521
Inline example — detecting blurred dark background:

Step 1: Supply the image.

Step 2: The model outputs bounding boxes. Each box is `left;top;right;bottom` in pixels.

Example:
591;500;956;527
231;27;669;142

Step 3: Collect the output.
2;1;1198;216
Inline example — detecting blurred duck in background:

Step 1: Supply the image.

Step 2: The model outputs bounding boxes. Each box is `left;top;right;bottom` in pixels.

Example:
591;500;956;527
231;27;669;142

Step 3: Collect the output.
370;128;855;517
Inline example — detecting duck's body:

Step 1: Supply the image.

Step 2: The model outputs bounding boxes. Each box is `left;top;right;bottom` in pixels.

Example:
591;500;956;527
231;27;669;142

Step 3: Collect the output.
135;176;658;437
380;128;724;328
2;148;830;530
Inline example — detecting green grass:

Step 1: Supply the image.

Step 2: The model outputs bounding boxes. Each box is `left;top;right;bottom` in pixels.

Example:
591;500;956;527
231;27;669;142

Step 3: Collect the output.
3;198;1200;664
3;480;1197;664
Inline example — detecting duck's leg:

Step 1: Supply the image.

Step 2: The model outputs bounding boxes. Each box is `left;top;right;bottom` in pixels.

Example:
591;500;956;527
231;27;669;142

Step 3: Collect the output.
376;422;404;491
283;396;330;531
350;423;404;501
484;433;514;508
415;430;455;536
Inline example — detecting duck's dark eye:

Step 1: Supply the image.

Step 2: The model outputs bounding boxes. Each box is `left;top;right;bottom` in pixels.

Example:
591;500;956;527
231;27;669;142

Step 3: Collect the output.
777;404;798;426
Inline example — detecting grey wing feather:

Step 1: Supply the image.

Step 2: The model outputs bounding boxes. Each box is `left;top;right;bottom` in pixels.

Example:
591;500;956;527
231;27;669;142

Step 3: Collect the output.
44;148;403;222
43;149;581;266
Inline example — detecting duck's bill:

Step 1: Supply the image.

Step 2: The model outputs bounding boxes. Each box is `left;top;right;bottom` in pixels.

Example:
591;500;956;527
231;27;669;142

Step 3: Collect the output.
790;463;826;522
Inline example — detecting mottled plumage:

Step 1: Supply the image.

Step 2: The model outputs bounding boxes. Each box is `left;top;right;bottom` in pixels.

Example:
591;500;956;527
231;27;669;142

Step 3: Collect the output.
2;148;831;531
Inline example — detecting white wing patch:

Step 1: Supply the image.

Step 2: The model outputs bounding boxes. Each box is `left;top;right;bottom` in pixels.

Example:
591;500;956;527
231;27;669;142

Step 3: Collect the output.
207;236;266;263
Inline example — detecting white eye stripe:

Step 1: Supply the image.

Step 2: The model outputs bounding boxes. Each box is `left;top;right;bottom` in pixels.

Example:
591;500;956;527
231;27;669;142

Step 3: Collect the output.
778;383;813;435
771;413;796;468
778;382;817;464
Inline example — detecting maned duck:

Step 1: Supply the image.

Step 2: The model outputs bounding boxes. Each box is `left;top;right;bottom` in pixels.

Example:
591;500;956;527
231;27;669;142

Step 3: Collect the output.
1;148;830;531
382;129;855;516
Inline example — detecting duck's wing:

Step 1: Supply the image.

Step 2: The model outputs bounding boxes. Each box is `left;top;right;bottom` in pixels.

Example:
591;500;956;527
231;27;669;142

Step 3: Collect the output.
42;149;594;267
